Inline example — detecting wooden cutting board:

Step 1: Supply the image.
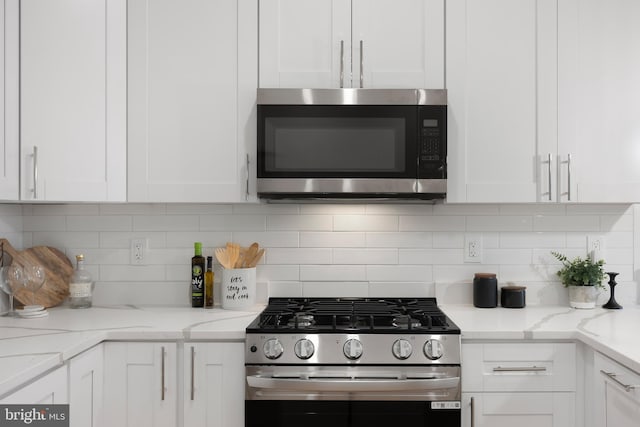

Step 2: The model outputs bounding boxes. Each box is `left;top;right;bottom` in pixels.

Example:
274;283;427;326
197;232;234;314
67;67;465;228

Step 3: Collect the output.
1;238;73;308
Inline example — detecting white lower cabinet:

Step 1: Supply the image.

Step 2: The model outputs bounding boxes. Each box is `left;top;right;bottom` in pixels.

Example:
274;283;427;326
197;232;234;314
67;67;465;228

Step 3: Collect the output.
69;344;104;427
103;341;244;427
0;364;68;404
593;352;640;427
462;342;576;427
183;342;244;427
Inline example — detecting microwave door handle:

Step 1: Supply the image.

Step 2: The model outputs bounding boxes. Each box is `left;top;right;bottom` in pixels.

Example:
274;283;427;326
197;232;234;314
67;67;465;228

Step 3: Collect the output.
359;40;364;88
247;375;459;393
340;40;345;88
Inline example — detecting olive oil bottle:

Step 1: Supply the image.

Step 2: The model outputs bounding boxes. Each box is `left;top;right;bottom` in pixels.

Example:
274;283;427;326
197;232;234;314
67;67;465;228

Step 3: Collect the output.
205;256;214;308
191;242;205;307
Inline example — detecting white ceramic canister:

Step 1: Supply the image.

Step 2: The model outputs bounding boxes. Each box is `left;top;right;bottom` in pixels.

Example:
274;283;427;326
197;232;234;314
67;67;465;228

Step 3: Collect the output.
221;267;256;310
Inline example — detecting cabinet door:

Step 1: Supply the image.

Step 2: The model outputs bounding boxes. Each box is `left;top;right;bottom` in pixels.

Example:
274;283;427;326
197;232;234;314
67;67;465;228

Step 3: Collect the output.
259;0;351;88
20;0;126;202
593;353;640;427
183;342;245;427
351;0;444;89
103;342;177;427
128;0;257;202
0;0;19;201
558;0;640;202
446;0;558;202
69;344;103;427
0;365;68;404
462;392;575;427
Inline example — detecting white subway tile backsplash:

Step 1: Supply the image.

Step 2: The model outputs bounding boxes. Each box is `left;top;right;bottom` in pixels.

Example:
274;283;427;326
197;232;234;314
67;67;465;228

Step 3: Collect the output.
133;215;199;231
366;232;432;248
533;215;600;232
301;265;366;281
267;248;332;265
165;231;231;249
32;231;100;248
267;214;332;231
302;281;368;297
200;214;266;231
366;265;433;282
23;216;66;232
233;231;299;247
300;232;365;248
332;248;398;265
467;216;533;231
67;215;132;232
100;231;167;249
0;201;636;306
333;215;398;231
399;215;465;231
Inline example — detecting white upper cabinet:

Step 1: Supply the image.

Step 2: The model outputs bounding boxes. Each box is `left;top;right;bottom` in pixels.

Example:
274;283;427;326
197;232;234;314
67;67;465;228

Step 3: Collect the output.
20;0;127;202
259;0;444;89
0;0;19;201
446;0;558;203
128;0;257;202
558;0;640;203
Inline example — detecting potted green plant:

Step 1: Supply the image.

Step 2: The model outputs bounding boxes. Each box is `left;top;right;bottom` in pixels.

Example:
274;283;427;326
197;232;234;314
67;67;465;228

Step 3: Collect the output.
551;251;606;309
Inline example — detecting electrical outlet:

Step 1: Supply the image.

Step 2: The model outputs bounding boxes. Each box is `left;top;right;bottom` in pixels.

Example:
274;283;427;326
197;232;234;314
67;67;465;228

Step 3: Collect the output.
130;238;148;265
587;235;606;262
464;234;483;263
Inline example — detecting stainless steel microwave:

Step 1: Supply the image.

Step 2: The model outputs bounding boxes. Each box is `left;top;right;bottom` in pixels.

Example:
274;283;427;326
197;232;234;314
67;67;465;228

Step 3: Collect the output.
257;88;447;201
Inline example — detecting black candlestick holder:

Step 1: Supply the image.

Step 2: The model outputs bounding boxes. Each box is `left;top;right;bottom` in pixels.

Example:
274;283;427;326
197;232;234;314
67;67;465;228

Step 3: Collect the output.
602;272;622;309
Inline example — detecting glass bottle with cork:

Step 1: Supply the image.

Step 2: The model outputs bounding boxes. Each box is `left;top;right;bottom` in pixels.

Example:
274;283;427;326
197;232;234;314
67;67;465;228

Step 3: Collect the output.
69;254;94;308
191;242;205;307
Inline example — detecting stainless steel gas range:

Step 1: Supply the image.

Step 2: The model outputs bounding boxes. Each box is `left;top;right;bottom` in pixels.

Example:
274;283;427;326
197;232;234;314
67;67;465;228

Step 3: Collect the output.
244;297;461;427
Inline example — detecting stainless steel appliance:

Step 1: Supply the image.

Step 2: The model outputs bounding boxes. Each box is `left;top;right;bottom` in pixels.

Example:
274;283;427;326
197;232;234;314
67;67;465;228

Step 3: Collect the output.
257;89;447;201
245;297;461;426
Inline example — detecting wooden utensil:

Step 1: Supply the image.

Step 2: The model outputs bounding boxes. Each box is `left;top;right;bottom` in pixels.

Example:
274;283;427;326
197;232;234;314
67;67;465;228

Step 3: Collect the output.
246;248;265;268
243;243;259;268
0;238;72;308
214;248;230;269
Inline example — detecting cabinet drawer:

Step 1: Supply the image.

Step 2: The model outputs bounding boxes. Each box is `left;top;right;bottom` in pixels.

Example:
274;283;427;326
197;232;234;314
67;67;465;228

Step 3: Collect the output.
462;342;576;392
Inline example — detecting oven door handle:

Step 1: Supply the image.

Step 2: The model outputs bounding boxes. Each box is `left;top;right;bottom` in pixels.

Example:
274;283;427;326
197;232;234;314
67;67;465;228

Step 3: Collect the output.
246;375;460;393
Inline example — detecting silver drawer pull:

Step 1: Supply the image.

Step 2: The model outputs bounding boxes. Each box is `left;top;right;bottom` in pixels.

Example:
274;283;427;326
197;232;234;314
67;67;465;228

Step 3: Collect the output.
493;366;547;372
600;370;639;392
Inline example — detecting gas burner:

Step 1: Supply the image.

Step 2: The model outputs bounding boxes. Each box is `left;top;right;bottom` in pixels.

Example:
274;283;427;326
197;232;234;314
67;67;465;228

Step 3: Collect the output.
287;314;315;328
392;315;422;329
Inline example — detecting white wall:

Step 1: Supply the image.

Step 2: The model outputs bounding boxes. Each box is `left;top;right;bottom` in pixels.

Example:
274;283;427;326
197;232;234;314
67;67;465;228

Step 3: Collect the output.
3;202;633;307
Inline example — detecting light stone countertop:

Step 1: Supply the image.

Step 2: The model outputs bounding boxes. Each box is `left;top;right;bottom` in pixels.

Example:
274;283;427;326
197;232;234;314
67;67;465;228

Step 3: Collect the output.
2;303;640;398
0;305;262;397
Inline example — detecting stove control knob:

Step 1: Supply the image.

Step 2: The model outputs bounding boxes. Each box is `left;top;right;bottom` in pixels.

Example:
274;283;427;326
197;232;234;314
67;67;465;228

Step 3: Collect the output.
294;339;315;360
424;339;444;360
392;339;413;360
263;338;284;360
343;339;363;360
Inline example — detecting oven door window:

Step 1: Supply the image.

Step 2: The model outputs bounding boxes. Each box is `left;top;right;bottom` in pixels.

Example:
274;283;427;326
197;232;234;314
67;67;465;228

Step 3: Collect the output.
246;401;460;427
258;105;418;178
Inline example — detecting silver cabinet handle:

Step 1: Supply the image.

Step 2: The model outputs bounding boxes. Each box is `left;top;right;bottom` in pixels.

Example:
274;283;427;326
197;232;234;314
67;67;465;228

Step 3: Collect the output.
547;153;552;201
359;40;364;88
493;366;547;372
470;396;475;427
32;146;39;199
339;40;345;88
567;153;572;201
161;346;166;400
245;154;250;200
190;346;196;400
600;370;639;392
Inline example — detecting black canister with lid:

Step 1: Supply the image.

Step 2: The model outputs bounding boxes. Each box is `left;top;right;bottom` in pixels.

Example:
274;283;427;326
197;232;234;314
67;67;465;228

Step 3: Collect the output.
473;273;498;308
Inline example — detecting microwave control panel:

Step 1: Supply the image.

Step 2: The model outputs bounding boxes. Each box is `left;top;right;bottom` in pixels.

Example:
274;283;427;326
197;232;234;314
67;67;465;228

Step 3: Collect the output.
418;114;446;179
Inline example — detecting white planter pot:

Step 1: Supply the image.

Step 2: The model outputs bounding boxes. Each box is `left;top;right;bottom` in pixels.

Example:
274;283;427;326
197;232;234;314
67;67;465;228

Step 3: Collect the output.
568;285;599;309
